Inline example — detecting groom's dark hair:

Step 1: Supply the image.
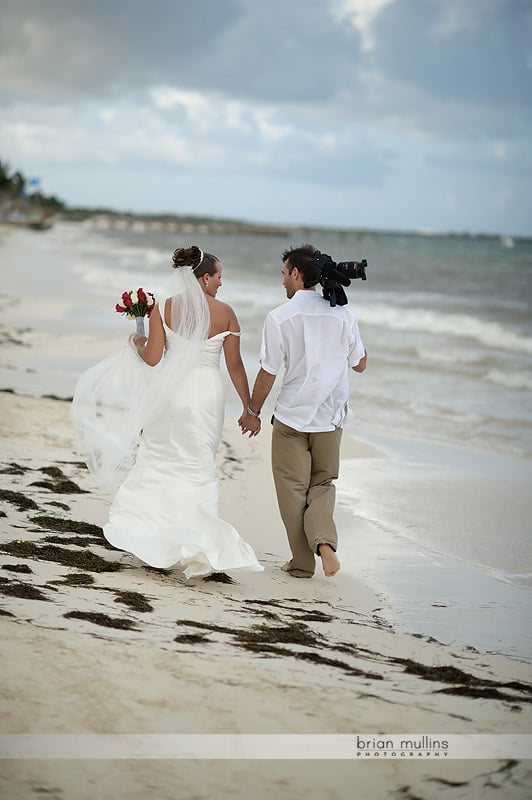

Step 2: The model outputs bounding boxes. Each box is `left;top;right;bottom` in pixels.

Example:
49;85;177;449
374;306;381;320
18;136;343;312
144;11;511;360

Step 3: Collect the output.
282;244;320;285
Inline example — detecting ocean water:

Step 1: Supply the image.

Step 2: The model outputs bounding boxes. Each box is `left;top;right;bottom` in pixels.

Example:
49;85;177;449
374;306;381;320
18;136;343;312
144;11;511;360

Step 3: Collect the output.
1;221;531;658
10;220;528;457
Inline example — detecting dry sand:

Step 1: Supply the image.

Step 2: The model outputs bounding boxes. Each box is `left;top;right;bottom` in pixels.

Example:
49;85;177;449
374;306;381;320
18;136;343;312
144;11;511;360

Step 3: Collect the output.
1;391;531;799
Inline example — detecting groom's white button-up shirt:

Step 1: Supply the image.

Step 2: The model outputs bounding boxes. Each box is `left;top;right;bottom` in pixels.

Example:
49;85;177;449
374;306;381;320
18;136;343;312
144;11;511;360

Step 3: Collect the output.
260;289;365;433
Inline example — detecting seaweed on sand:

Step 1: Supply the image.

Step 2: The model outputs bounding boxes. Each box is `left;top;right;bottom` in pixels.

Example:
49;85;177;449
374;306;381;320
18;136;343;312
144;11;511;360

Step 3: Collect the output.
50;573;95;586
0;463;27;476
30;480;86;494
175;633;211;644
43;535;97;547
243;598;333;621
397;657;532;703
436;686;532;703
1;563;33;574
203;572;235;584
31;466;87;494
40;467;69;479
296;611;334;623
0;490;39;512
237;621;323;648
28;515;117;552
175;618;382;678
29;515;102;537
104;589;154;613
0;540;123;573
63;610;137;630
0;575;51;601
235;622;382;677
41;394;73;402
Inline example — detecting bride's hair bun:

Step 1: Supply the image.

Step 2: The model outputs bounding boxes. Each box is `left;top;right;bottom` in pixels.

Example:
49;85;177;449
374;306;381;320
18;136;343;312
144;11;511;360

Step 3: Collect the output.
172;246;203;269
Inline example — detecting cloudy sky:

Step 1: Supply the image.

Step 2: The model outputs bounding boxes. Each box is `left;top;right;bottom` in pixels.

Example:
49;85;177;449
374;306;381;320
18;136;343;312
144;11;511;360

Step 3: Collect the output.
2;0;531;236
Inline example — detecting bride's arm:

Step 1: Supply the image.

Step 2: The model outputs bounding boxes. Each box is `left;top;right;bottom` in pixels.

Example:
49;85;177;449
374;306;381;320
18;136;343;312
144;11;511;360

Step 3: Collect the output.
132;304;165;366
222;310;251;412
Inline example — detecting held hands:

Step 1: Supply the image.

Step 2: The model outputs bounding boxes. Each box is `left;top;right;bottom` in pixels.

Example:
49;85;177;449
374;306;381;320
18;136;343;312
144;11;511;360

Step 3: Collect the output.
239;410;261;438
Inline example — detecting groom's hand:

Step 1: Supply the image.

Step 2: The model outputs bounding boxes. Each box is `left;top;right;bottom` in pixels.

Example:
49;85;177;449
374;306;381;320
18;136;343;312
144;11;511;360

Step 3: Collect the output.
239;411;261;438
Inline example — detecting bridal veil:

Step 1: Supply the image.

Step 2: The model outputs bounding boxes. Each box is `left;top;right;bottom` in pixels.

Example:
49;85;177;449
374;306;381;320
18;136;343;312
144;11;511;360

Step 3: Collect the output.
72;263;210;491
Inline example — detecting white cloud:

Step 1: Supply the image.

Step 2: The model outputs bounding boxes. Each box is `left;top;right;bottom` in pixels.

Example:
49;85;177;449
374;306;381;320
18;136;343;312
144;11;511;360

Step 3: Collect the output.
253;109;294;145
335;0;396;51
224;102;254;134
151;87;208;114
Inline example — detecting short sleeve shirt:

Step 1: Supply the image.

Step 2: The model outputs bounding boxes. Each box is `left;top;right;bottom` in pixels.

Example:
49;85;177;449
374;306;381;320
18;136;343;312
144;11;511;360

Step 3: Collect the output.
260;289;365;432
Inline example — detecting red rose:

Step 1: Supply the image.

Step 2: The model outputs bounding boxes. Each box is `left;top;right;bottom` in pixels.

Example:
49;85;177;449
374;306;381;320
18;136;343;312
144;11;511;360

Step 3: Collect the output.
137;288;146;303
115;303;126;312
123;295;133;307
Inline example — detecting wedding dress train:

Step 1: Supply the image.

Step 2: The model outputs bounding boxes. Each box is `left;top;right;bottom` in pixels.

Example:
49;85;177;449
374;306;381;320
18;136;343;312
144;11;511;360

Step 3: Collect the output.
68;319;260;584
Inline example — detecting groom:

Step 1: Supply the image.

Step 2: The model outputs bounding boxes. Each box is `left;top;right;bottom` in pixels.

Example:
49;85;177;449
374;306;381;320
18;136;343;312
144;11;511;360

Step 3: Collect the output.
240;244;366;578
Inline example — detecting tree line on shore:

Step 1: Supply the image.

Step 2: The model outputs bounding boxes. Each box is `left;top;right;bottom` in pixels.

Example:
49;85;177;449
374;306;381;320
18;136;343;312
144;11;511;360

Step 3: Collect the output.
0;159;298;234
0;160;65;219
0;159;291;233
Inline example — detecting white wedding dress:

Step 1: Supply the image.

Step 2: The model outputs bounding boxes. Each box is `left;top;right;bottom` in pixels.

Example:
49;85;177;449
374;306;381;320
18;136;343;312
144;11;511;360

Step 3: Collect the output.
102;323;263;577
72;266;263;579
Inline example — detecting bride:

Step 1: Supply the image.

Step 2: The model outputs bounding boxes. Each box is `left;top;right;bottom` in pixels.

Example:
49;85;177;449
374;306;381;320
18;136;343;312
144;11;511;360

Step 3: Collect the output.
72;245;263;579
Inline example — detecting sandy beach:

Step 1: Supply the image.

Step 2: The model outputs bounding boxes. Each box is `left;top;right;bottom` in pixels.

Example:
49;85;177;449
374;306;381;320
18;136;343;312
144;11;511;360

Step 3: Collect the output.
1;389;531;799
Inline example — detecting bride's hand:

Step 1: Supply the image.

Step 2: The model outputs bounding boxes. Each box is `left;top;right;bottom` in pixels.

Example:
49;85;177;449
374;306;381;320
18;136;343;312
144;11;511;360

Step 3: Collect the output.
239;411;261;438
129;334;147;348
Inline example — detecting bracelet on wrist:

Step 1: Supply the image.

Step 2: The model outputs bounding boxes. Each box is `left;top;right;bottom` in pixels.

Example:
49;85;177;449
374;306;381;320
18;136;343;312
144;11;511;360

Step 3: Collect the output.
247;405;261;418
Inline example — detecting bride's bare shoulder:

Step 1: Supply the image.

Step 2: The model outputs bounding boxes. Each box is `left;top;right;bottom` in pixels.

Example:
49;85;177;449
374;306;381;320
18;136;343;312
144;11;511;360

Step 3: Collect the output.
211;298;234;314
208;298;239;331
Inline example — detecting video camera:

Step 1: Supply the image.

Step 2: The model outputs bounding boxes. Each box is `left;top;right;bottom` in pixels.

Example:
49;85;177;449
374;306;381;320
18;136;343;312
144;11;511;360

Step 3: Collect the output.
308;250;367;307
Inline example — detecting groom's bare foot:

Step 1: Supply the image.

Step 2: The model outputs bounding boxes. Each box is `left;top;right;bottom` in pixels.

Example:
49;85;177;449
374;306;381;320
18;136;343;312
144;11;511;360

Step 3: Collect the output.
281;562;313;578
319;544;340;577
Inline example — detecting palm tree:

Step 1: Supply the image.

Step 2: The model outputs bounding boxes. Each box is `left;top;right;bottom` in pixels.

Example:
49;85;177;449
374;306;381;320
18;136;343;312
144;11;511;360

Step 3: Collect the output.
11;170;27;197
0;159;65;226
0;160;12;191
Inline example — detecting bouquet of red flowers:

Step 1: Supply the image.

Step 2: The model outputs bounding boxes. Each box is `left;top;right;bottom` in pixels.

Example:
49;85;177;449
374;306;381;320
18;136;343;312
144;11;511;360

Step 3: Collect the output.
115;288;156;336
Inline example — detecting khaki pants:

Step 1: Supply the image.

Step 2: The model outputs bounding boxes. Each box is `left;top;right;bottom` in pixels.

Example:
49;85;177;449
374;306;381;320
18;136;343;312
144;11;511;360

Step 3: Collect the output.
271;417;342;577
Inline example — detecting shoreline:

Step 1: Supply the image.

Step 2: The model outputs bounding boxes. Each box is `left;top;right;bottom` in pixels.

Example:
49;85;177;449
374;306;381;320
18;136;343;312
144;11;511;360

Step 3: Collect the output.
335;429;532;663
2;386;531;663
0;387;529;664
335;499;532;664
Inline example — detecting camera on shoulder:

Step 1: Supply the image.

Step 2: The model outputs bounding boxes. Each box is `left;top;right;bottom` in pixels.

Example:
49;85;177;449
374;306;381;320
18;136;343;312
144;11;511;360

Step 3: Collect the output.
309;250;367;307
